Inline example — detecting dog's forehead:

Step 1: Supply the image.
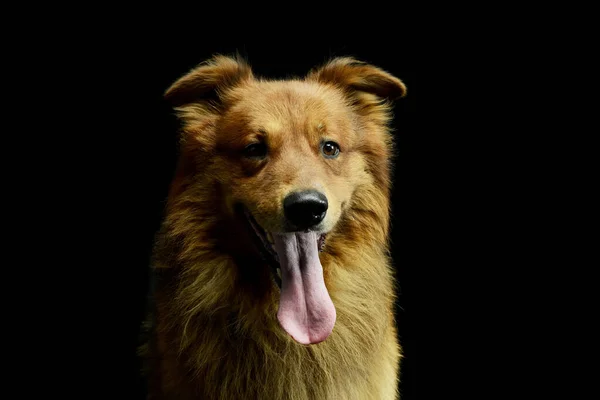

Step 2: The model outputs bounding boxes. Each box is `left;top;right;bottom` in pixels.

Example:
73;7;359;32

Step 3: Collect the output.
229;80;352;137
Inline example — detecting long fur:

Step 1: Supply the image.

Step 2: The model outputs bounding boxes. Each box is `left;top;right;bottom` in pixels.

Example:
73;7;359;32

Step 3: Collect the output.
140;55;407;399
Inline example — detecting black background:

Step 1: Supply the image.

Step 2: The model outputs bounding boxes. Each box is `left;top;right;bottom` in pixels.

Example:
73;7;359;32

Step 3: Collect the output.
17;12;546;399
8;2;556;395
116;42;418;399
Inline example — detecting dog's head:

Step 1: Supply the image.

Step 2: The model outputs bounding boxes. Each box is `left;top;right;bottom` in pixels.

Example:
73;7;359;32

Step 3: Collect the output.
165;55;405;344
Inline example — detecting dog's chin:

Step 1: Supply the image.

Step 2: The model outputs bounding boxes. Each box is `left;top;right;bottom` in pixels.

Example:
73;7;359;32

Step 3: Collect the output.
237;205;327;288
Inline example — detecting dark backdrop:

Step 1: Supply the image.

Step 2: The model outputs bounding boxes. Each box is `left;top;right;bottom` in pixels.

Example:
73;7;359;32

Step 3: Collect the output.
88;40;418;399
26;16;526;399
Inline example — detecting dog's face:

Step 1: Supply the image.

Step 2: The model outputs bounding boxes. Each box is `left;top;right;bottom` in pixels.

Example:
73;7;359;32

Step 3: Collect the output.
214;80;364;237
165;56;405;344
166;56;405;238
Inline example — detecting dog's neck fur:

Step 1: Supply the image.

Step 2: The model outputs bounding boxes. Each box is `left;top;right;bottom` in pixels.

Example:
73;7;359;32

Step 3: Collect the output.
146;168;399;399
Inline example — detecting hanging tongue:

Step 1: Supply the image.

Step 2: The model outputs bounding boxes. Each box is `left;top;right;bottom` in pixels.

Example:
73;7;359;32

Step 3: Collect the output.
273;231;336;344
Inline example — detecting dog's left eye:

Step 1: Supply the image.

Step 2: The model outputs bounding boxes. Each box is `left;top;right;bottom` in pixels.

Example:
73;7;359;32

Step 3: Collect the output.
321;141;340;159
243;142;268;159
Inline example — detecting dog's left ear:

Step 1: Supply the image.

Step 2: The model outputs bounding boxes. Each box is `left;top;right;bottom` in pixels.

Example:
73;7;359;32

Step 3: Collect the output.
164;54;254;108
307;57;406;100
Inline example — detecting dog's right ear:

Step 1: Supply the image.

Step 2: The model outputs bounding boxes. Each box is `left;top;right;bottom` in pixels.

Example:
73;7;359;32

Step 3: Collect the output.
164;55;253;108
307;57;406;101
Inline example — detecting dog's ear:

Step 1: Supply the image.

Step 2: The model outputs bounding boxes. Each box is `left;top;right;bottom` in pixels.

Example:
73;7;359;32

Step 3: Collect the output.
307;57;406;100
164;54;253;107
164;55;253;156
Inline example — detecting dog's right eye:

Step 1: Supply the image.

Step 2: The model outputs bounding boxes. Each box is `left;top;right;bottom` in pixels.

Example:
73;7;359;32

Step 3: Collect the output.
243;143;268;159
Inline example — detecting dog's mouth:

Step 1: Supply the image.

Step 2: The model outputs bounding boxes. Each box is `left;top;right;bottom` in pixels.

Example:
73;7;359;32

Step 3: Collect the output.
240;206;335;345
242;208;327;288
243;207;282;287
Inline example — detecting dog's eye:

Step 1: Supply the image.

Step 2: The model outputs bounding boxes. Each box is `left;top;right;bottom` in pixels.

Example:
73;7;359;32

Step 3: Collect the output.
321;141;340;159
243;142;267;159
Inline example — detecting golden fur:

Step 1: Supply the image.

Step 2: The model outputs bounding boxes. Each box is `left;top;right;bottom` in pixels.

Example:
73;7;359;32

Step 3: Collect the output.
140;55;407;399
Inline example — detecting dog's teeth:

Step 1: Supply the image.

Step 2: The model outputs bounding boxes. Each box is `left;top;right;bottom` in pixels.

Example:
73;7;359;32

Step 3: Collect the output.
318;234;326;252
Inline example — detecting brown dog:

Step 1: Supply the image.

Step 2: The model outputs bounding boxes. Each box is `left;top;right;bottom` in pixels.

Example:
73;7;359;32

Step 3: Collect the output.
139;55;407;399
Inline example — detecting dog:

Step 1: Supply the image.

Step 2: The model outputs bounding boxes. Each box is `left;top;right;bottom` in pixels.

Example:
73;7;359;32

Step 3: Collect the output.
139;54;407;399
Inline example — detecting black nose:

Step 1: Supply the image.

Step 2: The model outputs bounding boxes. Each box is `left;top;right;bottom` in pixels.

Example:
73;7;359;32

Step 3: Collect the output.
283;190;328;230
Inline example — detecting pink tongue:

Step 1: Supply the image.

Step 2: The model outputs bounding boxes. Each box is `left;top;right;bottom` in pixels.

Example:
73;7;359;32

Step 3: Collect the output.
273;231;336;345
